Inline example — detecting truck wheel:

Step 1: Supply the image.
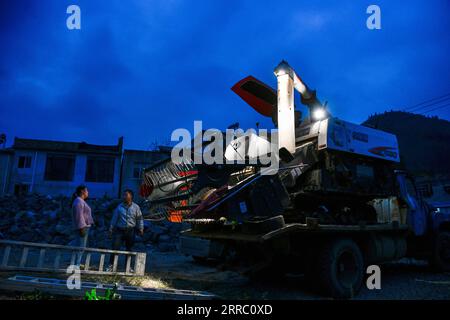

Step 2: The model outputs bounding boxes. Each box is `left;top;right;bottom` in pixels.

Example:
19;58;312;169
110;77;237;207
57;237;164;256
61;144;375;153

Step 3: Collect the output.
317;239;364;299
431;231;450;272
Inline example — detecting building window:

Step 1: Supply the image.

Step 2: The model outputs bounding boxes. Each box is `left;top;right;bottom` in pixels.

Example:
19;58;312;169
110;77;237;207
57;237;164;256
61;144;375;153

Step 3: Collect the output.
444;185;450;195
14;184;29;196
417;183;433;198
18;156;32;169
85;156;115;183
133;167;141;179
133;167;146;179
44;154;75;181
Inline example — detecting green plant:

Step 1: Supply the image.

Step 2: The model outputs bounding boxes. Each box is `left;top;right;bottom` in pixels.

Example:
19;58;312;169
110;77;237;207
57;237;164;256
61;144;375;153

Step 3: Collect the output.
85;284;121;300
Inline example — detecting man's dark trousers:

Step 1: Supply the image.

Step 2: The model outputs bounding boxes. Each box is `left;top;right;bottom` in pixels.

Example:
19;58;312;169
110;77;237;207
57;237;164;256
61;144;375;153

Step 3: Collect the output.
110;227;135;264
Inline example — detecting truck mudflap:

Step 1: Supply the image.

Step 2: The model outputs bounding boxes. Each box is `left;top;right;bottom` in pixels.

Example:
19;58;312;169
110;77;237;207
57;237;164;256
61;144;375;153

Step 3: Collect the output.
181;220;410;244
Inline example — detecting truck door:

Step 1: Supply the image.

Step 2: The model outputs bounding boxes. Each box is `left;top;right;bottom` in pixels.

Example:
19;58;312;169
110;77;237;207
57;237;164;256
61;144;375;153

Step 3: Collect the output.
396;172;428;236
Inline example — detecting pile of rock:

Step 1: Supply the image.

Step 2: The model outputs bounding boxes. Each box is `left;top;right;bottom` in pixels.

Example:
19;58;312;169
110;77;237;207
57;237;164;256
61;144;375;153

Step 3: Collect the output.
0;194;184;252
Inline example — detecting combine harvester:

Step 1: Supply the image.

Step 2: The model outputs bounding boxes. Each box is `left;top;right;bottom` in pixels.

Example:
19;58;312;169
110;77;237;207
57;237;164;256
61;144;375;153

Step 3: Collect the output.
140;61;450;298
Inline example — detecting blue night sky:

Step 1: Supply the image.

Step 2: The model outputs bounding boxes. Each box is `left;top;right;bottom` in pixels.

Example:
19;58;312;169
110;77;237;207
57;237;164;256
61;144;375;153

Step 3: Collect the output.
1;0;449;149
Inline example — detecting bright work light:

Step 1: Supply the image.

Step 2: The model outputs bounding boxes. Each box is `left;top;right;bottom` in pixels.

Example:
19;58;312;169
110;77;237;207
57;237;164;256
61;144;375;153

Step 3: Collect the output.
312;108;326;121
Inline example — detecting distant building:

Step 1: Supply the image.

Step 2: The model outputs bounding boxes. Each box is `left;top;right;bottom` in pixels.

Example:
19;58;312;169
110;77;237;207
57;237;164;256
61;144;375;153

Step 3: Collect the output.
120;149;170;199
0;148;14;195
0;137;123;198
0;137;172;199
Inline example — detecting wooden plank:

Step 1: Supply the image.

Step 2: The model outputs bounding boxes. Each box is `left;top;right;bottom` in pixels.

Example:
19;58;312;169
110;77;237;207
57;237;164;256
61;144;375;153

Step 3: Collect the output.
37;249;46;268
112;255;118;272
98;254;105;272
84;253;91;271
19;247;29;268
1;246;11;267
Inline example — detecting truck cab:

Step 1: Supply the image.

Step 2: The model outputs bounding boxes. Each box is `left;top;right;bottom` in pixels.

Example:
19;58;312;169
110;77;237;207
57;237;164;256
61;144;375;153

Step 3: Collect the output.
396;171;450;271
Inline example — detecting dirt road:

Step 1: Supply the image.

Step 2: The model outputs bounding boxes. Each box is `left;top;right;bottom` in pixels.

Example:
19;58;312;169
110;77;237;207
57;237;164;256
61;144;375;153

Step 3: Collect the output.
0;250;448;300
148;251;450;300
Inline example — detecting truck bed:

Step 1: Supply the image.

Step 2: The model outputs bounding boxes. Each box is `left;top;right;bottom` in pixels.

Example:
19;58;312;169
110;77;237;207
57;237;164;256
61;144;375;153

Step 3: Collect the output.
181;221;410;243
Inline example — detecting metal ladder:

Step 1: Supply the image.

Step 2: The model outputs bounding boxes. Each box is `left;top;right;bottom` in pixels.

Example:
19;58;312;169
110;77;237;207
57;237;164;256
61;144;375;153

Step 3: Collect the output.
0;240;146;276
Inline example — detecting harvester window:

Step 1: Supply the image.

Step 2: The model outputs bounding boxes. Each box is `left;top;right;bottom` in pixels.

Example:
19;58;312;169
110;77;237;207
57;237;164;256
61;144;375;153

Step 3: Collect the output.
416;183;433;198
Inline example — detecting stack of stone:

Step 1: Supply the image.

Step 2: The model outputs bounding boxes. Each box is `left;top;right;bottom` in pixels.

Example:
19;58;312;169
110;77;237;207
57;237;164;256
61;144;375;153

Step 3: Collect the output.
0;194;185;252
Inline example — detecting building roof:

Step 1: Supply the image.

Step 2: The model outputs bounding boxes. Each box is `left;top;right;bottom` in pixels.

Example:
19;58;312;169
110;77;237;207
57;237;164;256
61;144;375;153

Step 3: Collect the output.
123;148;171;154
124;149;158;154
13;137;123;155
0;148;14;154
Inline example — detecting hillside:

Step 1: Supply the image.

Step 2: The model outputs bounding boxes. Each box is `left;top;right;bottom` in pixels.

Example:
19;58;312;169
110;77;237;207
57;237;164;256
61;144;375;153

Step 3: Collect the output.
362;111;450;178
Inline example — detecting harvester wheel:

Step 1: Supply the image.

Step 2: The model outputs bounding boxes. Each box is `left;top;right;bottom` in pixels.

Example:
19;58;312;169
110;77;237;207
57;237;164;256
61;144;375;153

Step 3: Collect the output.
431;231;450;272
317;239;364;299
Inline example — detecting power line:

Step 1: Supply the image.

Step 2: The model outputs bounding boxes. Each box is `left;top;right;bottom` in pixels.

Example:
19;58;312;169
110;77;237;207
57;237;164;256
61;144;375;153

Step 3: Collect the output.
402;92;450;112
388;102;450;123
407;97;450;113
410;100;450;115
418;102;450;115
366;93;450;126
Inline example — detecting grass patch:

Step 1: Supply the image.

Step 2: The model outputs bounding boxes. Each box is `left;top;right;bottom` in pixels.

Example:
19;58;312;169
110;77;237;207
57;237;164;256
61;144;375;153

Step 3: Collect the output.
82;274;170;290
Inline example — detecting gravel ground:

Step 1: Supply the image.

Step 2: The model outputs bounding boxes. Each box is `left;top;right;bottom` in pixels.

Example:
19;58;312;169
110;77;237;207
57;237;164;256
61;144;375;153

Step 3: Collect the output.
149;252;450;300
0;251;449;300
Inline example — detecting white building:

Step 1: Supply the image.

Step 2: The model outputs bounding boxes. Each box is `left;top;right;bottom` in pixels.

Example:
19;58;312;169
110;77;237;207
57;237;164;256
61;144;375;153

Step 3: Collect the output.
0;137;123;198
120;149;170;199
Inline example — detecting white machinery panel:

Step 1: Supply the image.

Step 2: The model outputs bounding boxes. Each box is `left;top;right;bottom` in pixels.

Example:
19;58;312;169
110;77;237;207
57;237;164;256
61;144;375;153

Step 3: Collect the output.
324;118;400;162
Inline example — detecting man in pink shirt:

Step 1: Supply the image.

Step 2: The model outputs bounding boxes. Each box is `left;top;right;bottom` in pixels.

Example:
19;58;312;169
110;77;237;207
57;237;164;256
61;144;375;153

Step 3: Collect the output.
71;185;94;265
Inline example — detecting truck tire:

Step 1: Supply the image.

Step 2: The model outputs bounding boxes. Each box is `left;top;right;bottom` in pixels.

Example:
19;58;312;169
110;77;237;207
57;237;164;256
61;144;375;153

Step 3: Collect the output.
317;239;364;299
431;231;450;272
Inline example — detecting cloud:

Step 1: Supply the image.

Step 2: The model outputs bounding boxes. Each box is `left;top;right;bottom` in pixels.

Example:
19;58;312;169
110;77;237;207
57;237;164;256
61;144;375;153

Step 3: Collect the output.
0;0;449;149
